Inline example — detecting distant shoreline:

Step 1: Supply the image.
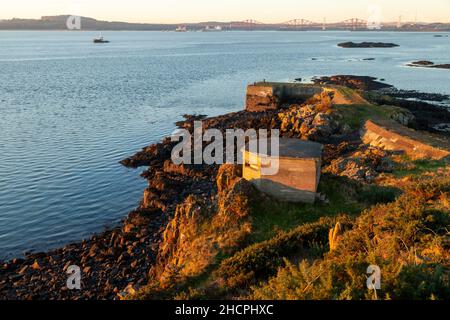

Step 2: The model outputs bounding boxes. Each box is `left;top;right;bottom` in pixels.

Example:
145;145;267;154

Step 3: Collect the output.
1;15;449;32
1;29;450;33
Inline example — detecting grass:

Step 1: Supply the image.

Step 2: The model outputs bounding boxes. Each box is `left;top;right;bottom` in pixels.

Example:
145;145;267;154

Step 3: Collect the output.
175;175;402;299
333;103;391;129
148;171;448;300
249;175;450;300
337;87;356;101
391;156;448;178
248;174;400;244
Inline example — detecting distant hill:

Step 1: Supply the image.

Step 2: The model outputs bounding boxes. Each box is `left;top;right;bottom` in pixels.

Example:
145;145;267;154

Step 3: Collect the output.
0;15;179;30
0;15;449;31
0;15;232;31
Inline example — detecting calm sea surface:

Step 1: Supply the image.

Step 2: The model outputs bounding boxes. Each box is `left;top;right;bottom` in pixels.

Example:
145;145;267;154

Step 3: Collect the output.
0;31;449;259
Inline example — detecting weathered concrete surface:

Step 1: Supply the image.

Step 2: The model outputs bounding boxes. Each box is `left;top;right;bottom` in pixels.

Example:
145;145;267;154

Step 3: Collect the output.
246;85;278;112
245;82;369;113
361;119;450;160
242;138;323;203
246;82;323;112
252;179;318;203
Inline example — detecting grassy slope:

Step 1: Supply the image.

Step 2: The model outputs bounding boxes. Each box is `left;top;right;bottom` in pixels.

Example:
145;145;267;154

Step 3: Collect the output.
250;174;449;300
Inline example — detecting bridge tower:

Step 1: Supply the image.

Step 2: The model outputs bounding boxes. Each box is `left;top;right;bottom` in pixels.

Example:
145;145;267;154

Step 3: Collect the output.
342;18;367;30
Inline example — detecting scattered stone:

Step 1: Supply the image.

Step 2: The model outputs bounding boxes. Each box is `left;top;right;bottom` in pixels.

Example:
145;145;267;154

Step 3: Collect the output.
277;100;341;142
18;265;28;274
31;261;40;270
324;146;393;182
83;266;91;274
123;223;135;234
389;109;416;127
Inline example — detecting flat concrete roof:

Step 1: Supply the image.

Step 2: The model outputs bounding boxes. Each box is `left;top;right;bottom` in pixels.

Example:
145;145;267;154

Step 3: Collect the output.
245;138;323;159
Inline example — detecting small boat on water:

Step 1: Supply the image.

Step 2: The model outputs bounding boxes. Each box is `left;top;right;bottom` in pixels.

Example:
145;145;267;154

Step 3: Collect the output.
93;36;110;44
175;26;187;32
202;25;223;32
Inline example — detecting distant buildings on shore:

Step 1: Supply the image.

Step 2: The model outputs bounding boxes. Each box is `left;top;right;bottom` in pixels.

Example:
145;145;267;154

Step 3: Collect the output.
175;25;223;32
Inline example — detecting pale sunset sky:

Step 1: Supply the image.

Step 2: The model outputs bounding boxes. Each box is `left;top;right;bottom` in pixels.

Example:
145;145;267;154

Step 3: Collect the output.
1;0;449;23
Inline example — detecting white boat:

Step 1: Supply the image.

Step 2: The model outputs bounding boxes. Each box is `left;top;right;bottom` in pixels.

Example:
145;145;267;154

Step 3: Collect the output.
203;25;223;32
175;26;187;32
93;35;109;43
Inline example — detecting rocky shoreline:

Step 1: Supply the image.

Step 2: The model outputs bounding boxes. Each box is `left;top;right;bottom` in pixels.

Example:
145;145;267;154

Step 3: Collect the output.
0;210;166;299
311;75;393;91
0;111;277;300
1;75;449;300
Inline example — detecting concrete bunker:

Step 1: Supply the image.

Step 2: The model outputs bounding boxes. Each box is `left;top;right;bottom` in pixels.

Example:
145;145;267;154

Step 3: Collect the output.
242;138;323;203
246;82;324;112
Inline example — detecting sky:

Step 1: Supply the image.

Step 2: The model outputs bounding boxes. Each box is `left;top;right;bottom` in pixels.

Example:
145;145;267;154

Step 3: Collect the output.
1;0;449;23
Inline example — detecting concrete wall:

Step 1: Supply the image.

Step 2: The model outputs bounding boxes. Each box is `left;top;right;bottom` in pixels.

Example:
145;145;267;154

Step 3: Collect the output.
270;158;321;192
252;179;317;203
274;84;323;103
362;120;450;160
245;85;277;112
246;82;324;112
242;150;322;203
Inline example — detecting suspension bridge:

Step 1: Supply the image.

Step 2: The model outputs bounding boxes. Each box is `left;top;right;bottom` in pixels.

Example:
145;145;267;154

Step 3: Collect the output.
228;18;369;30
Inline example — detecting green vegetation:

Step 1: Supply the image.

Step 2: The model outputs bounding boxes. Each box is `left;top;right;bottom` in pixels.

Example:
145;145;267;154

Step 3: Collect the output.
336;86;356;101
212;217;348;295
250;177;449;300
135;164;448;300
391;156;448;178
249;175;398;244
134;169;421;300
334;103;405;129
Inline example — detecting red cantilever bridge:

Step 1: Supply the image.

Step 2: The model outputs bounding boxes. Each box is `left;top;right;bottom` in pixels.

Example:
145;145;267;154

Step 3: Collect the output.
229;18;368;30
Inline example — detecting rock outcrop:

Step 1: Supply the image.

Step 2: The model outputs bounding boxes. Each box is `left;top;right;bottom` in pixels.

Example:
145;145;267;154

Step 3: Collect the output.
0;208;163;300
312;75;393;91
324;145;394;182
276;94;349;142
338;42;399;48
151;164;256;288
407;61;450;69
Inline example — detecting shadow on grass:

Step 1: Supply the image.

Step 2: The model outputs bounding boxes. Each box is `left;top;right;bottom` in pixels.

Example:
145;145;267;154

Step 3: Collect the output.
249;174;401;244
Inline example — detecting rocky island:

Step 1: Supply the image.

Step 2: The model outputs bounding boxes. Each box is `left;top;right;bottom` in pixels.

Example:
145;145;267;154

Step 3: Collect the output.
0;76;449;300
407;60;450;69
338;42;399;48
